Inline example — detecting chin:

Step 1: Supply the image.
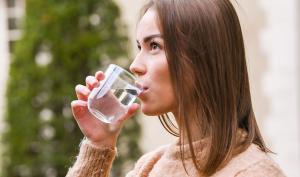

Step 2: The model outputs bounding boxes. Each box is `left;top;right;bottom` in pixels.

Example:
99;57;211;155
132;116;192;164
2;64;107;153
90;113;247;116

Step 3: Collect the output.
141;105;167;116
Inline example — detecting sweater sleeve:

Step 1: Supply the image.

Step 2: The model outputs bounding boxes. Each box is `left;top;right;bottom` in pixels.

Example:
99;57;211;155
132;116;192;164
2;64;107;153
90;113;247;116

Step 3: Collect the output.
235;159;286;177
66;139;117;177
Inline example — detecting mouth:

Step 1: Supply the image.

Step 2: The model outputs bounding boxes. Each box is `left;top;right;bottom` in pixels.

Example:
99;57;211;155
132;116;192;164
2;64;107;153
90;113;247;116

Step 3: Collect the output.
135;82;149;95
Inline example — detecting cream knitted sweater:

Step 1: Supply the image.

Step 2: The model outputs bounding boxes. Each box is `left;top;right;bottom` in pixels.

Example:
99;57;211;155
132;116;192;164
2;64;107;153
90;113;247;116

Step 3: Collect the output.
66;139;285;177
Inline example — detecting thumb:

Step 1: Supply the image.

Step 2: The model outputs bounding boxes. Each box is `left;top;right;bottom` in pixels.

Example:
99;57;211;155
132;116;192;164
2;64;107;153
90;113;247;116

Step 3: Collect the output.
117;103;140;123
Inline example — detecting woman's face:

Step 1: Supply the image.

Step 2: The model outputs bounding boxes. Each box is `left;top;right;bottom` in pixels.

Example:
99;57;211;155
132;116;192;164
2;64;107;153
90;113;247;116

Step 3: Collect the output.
130;8;176;116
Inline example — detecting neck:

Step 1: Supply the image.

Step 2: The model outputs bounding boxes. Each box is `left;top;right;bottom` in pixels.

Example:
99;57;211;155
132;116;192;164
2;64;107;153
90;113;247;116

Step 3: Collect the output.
172;110;205;145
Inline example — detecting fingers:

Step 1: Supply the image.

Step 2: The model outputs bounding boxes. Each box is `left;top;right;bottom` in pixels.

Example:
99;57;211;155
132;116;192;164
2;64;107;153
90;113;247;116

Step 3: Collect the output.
86;76;99;90
75;71;104;100
117;103;140;123
71;100;88;119
127;103;140;116
75;84;90;101
95;71;105;81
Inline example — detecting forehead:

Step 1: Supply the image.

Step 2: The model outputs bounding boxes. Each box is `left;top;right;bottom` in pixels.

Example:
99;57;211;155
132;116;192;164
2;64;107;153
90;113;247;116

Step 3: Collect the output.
136;8;161;40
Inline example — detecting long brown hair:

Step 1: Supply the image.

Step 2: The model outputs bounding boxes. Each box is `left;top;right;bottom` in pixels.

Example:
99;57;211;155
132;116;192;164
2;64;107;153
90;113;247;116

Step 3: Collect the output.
141;0;269;176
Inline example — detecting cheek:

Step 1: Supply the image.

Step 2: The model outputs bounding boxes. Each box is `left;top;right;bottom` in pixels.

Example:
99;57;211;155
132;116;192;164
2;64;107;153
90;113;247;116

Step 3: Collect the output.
141;83;176;116
161;86;176;109
141;55;175;115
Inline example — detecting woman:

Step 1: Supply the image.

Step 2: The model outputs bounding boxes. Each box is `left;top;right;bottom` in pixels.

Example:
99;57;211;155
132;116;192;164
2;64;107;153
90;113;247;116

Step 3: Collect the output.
67;0;285;176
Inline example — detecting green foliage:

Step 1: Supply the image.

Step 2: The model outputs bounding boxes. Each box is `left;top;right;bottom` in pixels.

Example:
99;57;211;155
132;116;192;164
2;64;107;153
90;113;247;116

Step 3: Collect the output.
2;0;142;176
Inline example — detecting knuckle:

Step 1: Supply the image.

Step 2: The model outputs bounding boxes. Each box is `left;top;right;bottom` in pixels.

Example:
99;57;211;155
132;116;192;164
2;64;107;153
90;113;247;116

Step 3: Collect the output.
75;84;83;91
75;84;81;91
85;75;94;83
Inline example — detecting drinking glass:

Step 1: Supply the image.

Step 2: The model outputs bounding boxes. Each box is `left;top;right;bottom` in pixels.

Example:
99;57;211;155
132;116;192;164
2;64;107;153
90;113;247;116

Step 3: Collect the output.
88;64;142;123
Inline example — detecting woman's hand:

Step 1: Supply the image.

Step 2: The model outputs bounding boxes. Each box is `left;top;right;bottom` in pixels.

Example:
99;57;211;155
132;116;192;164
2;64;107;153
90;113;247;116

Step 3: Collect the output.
71;71;140;148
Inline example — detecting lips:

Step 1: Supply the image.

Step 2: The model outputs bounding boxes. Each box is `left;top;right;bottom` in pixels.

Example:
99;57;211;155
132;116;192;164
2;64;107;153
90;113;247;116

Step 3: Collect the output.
135;82;149;96
135;82;147;90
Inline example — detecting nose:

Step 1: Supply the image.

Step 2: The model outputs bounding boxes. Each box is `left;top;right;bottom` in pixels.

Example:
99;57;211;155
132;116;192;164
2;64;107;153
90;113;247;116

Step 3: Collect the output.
129;55;146;76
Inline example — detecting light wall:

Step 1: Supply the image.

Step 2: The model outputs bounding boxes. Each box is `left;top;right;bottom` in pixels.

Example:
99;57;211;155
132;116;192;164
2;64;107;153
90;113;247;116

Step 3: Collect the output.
237;1;299;176
260;1;299;176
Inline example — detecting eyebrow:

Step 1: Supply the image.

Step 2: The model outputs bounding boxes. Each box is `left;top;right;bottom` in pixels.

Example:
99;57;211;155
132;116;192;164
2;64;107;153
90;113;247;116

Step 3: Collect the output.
136;34;163;44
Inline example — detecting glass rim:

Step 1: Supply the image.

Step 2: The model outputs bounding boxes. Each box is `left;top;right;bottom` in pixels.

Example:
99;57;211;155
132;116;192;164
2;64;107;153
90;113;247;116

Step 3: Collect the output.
108;64;137;80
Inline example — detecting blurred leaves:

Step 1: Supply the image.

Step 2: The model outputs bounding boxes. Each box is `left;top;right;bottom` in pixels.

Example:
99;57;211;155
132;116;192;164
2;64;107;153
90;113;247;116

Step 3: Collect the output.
2;0;141;176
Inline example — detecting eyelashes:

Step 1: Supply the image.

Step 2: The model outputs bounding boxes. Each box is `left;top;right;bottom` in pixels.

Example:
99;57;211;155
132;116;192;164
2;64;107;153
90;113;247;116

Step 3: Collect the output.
150;41;161;51
136;41;162;52
137;44;141;50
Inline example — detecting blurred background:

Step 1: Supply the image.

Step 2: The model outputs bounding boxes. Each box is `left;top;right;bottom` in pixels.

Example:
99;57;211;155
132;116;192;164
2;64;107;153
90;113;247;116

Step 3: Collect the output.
0;0;299;177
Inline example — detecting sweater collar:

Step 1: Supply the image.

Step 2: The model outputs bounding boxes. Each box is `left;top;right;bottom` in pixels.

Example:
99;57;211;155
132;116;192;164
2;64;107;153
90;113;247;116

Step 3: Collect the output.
165;129;247;161
165;137;210;160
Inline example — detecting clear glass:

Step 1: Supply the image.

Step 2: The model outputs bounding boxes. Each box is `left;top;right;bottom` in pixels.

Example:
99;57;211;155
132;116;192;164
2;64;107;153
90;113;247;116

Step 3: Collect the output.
88;64;142;123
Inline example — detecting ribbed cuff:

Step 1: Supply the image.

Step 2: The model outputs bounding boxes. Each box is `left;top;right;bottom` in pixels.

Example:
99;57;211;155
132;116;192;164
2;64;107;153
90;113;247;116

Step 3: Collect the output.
66;139;117;177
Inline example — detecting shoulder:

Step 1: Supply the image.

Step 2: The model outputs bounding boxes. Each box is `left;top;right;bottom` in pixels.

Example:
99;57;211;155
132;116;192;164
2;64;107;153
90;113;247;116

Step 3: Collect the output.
234;159;286;177
213;144;286;177
135;144;170;168
125;144;170;177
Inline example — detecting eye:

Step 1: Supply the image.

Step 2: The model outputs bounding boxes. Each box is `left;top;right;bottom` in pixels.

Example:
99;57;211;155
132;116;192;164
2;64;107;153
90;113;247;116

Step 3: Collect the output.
150;41;161;51
137;44;141;50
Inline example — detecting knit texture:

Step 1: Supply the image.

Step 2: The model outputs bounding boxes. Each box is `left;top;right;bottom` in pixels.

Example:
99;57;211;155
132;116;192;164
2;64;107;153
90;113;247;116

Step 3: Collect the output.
66;140;116;177
66;139;286;177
